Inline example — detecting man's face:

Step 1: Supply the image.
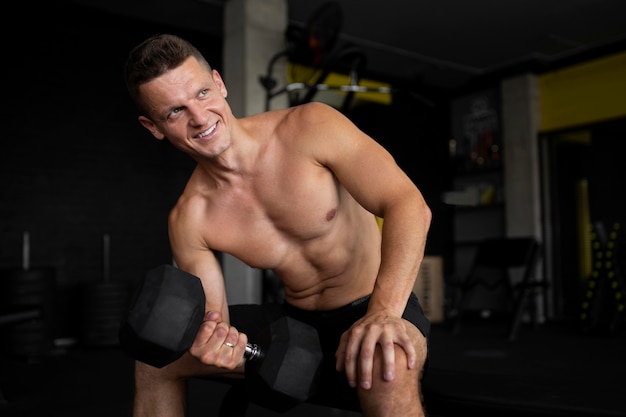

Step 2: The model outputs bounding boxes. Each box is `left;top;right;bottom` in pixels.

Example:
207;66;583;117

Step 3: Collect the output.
137;57;231;159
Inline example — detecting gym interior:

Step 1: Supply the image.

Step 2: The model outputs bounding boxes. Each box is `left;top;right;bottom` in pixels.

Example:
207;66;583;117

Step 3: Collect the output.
2;1;625;416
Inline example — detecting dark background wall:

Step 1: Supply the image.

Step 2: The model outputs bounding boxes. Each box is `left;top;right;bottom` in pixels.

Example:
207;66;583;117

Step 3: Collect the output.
1;3;451;342
347;99;453;261
1;3;222;339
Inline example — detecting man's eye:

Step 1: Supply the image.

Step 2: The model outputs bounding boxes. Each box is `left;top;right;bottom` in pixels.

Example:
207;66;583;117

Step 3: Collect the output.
163;107;182;121
199;89;209;97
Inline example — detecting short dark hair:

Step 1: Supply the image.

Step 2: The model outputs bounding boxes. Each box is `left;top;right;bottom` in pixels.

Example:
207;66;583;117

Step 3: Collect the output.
124;34;211;115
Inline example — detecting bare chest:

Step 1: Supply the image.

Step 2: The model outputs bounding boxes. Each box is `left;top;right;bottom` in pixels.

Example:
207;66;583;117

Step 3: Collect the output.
208;164;342;269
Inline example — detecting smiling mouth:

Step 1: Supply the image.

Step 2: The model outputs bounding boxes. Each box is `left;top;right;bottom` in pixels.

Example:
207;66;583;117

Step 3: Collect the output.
196;122;218;139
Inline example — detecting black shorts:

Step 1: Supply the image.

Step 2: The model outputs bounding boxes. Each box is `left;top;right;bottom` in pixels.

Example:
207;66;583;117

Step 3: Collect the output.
229;292;430;411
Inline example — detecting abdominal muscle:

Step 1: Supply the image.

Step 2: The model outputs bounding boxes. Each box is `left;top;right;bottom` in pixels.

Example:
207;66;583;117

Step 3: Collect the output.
251;206;382;312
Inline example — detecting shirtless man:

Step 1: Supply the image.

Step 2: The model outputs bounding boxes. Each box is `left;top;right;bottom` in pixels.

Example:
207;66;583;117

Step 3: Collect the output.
124;34;432;417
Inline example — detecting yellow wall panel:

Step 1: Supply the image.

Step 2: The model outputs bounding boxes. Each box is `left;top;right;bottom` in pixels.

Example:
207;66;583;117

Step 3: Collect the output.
539;51;626;132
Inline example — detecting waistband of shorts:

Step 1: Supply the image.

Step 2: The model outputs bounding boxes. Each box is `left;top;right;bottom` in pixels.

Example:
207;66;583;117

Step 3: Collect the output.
283;294;371;317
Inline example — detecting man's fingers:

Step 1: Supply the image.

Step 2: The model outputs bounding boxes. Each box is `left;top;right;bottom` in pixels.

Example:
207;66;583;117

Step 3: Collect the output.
224;327;249;362
223;326;240;351
194;320;228;350
204;311;221;321
190;320;248;368
338;316;419;391
399;330;417;369
335;333;348;371
380;337;396;381
358;327;383;390
337;330;361;388
192;318;218;347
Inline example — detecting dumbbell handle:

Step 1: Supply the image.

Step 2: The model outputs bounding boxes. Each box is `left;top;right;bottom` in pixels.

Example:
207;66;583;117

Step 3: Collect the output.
244;343;263;360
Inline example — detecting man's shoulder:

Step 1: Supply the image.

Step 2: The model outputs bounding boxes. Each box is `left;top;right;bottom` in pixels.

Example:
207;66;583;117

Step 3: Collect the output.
271;102;338;131
169;171;214;219
254;101;334;121
243;102;337;130
289;101;335;117
168;184;222;245
169;188;203;224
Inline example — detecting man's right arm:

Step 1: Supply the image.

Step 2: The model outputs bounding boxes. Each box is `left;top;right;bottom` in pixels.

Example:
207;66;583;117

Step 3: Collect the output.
167;203;249;370
168;201;230;320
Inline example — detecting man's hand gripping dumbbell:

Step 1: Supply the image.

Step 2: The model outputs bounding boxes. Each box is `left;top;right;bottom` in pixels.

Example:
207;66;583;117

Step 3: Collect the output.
119;264;323;403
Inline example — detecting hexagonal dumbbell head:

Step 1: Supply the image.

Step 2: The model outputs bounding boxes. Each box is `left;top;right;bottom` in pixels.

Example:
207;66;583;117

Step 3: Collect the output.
247;316;323;405
119;264;206;368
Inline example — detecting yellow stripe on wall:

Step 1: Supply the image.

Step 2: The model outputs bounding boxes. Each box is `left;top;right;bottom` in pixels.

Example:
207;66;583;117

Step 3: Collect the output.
287;62;392;105
539;51;626;132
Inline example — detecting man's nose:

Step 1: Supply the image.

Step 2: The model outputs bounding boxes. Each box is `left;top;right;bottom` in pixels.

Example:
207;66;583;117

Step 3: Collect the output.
188;104;208;126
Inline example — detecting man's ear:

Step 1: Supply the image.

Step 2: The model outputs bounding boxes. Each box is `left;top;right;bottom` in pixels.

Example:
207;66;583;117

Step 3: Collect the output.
212;70;228;98
138;116;166;140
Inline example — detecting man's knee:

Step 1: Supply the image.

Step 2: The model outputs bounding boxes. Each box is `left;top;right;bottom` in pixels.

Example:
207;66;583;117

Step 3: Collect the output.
370;342;423;389
356;344;424;416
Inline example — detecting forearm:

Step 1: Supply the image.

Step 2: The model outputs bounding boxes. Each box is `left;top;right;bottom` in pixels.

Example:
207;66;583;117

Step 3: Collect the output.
369;197;431;316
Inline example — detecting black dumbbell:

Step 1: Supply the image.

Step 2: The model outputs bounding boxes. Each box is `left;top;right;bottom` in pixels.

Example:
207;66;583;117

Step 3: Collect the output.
118;264;323;403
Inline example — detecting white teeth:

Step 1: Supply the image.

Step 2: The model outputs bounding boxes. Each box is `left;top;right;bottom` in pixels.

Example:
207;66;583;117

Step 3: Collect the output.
198;123;217;138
